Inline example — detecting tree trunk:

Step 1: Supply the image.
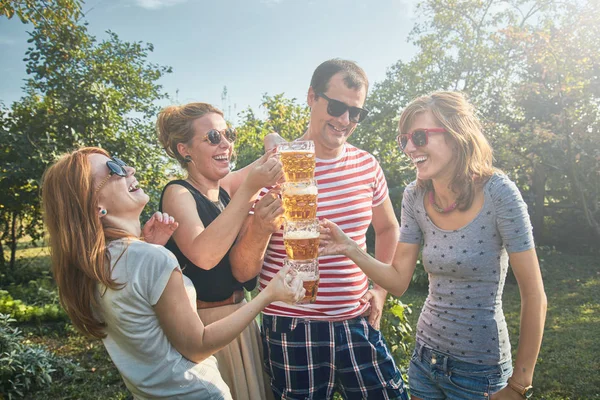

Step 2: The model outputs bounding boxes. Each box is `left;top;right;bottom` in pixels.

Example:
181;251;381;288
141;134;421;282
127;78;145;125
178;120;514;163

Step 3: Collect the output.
566;132;600;241
9;212;17;269
531;161;546;242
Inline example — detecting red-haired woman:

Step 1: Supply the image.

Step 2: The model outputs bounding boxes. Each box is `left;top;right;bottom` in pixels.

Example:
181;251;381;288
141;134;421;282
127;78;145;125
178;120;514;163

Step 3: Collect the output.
41;147;304;400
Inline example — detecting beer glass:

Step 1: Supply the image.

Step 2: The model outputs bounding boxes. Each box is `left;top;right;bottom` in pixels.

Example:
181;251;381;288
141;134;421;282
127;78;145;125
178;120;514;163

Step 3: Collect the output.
284;258;319;304
283;219;319;260
277;141;316;182
282;179;318;221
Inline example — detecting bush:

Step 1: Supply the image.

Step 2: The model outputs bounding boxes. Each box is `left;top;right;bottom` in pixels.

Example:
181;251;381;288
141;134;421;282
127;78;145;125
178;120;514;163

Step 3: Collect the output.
0;290;67;323
380;296;413;371
0;313;76;399
5;278;60;306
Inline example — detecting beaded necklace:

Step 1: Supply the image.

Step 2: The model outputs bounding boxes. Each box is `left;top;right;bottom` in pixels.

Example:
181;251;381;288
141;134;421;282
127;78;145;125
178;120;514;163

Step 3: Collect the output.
428;190;458;213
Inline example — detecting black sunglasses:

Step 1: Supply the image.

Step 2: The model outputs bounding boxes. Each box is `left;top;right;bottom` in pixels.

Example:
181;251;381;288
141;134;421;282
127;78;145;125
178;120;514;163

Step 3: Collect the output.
95;157;129;192
203;127;237;145
317;93;369;123
106;157;128;176
397;128;446;151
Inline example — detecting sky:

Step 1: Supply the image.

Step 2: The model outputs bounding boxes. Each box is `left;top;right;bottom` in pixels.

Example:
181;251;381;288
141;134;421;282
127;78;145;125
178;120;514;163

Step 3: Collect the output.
0;0;419;123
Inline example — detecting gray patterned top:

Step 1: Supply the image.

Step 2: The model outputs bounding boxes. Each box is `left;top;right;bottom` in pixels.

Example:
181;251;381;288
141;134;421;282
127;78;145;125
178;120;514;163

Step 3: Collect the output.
399;173;534;365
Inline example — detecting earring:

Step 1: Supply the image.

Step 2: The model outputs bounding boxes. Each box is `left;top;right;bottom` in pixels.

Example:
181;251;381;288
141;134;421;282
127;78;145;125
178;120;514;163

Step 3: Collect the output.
99;209;107;216
184;155;192;163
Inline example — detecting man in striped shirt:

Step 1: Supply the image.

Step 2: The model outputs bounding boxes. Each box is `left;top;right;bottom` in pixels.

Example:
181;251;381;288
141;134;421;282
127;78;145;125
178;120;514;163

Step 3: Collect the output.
230;59;408;399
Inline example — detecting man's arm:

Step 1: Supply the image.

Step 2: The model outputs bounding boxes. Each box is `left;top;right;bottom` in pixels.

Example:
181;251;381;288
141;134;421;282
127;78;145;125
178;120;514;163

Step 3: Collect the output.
362;196;401;329
229;190;284;282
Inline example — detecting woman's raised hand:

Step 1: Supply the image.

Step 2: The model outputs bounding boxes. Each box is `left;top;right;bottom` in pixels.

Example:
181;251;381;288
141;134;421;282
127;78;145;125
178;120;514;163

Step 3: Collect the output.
245;150;284;192
263;264;305;304
319;219;356;257
142;212;179;245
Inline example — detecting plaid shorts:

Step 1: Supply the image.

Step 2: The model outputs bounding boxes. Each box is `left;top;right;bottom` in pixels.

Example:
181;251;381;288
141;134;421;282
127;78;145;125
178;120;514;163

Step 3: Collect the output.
261;315;408;400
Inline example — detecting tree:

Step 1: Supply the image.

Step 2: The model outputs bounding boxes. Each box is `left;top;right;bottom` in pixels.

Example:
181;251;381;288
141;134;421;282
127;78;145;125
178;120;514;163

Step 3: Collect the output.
360;0;599;250
0;15;172;268
0;0;82;28
235;94;310;168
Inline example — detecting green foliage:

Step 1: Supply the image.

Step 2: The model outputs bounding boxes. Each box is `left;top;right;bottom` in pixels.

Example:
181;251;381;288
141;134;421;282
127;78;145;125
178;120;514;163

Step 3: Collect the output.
0;313;76;399
0;290;67;323
0;10;174;266
360;0;600;251
410;259;429;289
380;296;413;369
0;0;82;28
6;278;59;306
235;94;310;168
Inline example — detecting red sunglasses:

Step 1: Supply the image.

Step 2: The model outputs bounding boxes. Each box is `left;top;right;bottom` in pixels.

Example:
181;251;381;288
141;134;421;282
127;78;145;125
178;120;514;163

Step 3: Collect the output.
397;128;446;151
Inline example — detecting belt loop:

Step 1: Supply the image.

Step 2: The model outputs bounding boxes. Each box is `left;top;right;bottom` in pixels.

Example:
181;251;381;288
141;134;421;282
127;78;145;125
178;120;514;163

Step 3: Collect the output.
443;355;449;373
271;315;277;332
417;342;424;361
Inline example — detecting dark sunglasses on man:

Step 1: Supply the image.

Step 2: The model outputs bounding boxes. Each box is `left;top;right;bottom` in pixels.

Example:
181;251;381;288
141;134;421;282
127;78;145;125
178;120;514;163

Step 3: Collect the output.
317;93;370;124
203;127;237;145
95;157;129;192
397;128;446;151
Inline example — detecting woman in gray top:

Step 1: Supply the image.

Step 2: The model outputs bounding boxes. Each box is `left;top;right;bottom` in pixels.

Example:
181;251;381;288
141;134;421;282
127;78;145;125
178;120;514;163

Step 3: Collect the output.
41;147;305;399
319;92;547;400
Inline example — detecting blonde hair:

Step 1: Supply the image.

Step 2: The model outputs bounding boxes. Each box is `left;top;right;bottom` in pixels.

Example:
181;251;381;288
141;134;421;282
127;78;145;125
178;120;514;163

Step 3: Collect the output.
398;91;497;210
156;103;224;168
42;147;132;338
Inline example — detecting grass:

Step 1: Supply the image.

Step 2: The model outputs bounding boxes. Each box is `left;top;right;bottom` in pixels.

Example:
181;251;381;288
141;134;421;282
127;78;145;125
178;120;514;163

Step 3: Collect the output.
2;245;598;399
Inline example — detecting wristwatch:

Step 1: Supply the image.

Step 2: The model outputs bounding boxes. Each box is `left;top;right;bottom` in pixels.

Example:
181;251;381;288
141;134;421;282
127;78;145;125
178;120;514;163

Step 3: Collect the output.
507;377;533;399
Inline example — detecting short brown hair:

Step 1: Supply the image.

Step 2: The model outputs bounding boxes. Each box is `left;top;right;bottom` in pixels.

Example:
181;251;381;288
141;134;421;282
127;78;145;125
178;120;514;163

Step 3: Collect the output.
156;103;224;168
310;59;369;96
398;91;498;210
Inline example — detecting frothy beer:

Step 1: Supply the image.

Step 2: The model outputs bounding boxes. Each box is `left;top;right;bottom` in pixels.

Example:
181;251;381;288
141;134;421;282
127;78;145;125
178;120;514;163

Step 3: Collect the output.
279;150;316;182
283;230;319;260
282;184;318;221
299;274;319;304
284;258;319;304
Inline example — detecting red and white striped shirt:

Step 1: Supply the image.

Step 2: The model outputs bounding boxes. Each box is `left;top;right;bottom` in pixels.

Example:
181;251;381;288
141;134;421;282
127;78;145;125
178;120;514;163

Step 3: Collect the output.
256;143;389;320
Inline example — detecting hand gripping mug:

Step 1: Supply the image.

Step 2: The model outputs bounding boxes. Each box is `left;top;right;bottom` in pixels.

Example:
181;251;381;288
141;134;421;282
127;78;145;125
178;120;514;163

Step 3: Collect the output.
283;258;319;304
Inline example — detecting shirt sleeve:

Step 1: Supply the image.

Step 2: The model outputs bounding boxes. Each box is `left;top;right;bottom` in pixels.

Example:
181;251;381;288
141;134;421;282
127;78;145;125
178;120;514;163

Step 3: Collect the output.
135;243;181;306
398;182;423;244
372;157;389;207
249;187;272;215
490;174;535;253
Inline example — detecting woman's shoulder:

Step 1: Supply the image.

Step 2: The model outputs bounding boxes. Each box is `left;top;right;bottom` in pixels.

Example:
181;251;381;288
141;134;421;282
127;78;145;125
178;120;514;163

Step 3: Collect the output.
114;239;178;264
485;172;523;206
403;180;422;197
486;172;518;193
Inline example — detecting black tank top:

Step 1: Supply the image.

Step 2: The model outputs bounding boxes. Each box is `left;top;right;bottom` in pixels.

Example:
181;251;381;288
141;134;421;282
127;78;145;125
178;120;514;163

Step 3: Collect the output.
158;180;256;302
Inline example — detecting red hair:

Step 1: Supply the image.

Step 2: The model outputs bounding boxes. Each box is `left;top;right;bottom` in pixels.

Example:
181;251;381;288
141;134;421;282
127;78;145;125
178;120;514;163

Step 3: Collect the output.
42;147;131;338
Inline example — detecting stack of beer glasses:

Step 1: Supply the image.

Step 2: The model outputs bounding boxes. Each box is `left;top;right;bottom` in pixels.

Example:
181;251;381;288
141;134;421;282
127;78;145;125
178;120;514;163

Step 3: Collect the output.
278;141;319;304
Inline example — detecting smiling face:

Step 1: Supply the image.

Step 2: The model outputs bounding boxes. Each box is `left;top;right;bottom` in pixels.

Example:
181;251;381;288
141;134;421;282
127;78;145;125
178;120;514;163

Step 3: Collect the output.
403;110;457;185
306;72;367;158
181;112;233;182
89;153;149;218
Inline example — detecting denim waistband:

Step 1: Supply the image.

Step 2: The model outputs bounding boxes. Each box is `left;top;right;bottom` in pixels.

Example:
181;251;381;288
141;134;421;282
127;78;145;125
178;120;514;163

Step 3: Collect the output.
414;341;511;375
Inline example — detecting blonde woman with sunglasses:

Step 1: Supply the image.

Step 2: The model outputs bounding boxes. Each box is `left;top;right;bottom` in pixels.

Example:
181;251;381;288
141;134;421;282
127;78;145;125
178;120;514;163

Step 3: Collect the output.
157;103;285;400
320;92;547;400
41;147;304;400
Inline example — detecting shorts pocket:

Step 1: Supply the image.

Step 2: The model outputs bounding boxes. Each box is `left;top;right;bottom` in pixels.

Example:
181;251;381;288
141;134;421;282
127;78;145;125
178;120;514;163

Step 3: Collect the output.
447;369;491;396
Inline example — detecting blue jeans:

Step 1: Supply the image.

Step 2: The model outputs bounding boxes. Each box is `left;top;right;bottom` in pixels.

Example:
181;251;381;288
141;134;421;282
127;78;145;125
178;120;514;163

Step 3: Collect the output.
408;342;512;399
